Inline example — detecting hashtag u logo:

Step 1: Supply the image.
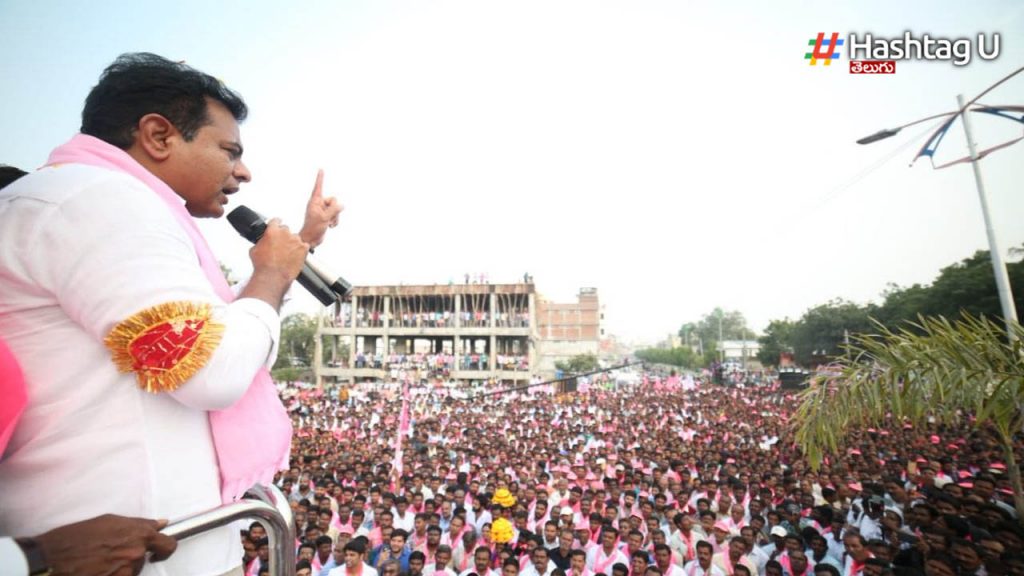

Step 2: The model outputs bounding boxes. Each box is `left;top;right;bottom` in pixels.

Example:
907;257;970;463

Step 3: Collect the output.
806;32;843;66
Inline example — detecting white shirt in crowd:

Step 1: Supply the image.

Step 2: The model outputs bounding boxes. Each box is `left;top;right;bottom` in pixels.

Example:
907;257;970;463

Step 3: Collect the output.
424;564;458;576
329;564;379;576
586;546;630;573
520;560;557;576
392;509;416;532
683;560;727;576
661;564;687;576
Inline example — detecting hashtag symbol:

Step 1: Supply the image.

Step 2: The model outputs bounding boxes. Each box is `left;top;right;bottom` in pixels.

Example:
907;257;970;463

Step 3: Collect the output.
805;32;844;66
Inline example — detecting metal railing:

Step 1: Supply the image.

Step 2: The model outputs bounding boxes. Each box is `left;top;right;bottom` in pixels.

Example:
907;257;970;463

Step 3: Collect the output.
162;485;295;576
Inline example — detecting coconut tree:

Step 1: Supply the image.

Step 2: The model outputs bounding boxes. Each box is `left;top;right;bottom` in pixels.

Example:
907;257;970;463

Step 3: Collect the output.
793;313;1024;523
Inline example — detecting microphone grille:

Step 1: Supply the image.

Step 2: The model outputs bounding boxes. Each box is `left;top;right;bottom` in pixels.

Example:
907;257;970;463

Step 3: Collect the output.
227;205;265;243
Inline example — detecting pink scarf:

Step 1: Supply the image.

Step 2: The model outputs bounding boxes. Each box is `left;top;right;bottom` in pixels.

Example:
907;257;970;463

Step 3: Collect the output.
369;527;384;548
593;545;621;575
677;530;696;561
719;553;735;576
46;134;292;503
0;338;27;455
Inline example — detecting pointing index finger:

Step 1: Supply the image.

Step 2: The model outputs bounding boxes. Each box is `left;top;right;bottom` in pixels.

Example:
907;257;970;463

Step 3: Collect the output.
311;169;324;200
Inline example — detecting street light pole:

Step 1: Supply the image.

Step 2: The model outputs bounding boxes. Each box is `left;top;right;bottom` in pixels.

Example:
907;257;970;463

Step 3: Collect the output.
956;93;1019;338
718;311;724;363
856;67;1023;341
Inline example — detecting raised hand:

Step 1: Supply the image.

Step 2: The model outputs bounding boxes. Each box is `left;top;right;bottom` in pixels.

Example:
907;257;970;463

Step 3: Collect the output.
299;170;342;249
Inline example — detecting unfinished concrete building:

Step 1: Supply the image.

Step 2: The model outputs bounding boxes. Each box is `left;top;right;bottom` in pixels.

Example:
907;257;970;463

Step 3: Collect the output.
314;283;537;385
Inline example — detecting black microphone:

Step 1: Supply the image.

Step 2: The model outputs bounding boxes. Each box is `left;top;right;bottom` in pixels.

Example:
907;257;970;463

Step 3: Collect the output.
227;205;353;306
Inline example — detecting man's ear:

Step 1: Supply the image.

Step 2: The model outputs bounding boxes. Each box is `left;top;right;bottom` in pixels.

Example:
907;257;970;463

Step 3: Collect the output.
134;113;179;161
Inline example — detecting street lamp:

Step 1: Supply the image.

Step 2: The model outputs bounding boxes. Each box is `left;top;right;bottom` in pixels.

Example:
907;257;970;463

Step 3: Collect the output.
855;110;963;145
856;128;902;145
856;66;1024;339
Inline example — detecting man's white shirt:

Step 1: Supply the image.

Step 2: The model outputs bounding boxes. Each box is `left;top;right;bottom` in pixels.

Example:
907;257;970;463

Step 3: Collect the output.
472;510;493;533
461;569;499;576
0;163;281;576
746;546;770;575
520;560;557;576
424;564;458;576
329;564;379;576
660;564;687;576
586;546;629;573
393;509;416;532
682;561;726;576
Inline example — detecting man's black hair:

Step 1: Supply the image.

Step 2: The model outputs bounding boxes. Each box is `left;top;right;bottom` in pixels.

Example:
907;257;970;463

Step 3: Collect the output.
81;52;248;149
814;565;840;576
344;539;367;555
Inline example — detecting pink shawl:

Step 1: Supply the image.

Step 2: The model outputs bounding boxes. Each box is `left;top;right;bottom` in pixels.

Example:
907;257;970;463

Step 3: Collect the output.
0;338;26;456
47;134;292;503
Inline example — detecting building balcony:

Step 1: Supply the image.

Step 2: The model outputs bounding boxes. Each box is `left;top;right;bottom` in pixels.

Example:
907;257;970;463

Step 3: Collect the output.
318;324;532;337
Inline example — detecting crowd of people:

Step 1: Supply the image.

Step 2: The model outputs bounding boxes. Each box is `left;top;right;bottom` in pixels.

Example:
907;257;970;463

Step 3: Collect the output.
351;310;531;329
350;353;530;374
245;376;1024;576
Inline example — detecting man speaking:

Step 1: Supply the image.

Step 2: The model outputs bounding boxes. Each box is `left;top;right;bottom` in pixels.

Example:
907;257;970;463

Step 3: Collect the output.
0;53;341;575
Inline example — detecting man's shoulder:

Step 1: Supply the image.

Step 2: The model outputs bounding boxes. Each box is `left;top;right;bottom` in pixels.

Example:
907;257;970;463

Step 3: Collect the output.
0;163;177;242
3;163;157;208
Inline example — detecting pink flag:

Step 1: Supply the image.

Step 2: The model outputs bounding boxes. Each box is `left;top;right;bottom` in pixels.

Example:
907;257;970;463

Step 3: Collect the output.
392;380;411;478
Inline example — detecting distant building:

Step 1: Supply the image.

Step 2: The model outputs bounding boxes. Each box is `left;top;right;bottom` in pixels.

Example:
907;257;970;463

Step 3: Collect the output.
718;339;761;362
313;282;606;384
534;288;602;375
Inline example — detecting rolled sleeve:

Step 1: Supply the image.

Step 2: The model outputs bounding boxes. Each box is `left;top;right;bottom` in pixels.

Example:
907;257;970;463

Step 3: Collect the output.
169;297;280;410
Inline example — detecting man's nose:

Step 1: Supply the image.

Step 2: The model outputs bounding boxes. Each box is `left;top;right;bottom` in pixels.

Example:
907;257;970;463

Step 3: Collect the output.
234;159;252;183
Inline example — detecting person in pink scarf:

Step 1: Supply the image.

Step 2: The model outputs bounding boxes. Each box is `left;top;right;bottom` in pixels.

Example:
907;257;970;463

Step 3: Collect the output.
0;53;341;576
711;538;756;576
654;544;686;576
462;546;500;576
683;542;725;576
587;528;630;574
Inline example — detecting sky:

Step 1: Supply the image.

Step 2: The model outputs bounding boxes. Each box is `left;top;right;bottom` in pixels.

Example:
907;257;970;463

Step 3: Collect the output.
1;0;1023;345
